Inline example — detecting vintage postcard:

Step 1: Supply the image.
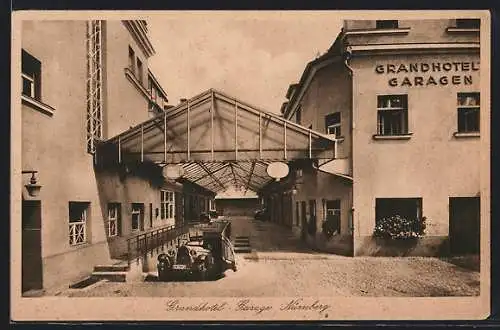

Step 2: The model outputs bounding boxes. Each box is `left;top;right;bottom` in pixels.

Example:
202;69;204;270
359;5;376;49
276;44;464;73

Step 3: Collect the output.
11;10;491;321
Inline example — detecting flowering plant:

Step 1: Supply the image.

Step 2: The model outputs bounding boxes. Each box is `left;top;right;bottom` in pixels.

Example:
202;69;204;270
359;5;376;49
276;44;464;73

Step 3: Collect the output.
373;215;426;240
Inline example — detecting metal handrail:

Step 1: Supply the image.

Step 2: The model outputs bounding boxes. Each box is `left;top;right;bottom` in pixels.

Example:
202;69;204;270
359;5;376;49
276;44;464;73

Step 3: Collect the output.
126;224;190;266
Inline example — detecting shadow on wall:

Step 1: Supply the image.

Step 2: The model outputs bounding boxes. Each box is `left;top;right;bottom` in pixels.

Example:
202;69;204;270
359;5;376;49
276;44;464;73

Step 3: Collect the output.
94;161;165;260
304;232;354;256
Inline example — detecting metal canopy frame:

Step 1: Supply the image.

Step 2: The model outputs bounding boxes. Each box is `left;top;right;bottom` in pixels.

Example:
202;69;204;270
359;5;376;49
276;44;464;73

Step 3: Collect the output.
98;88;337;194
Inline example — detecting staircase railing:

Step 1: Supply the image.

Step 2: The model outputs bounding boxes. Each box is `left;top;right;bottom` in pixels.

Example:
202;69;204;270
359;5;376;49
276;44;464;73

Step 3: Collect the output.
126;224;190;267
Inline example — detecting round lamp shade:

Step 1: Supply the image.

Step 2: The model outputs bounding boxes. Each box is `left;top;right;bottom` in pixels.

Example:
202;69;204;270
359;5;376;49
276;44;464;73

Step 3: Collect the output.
162;164;184;179
266;162;289;181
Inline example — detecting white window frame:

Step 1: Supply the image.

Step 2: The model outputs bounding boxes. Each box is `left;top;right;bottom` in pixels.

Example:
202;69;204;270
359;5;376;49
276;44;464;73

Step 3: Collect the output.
325;112;341;138
161;190;175;221
377;95;408;136
131;204;142;231
107;204;119;237
128;46;135;73
69;203;88;246
22;72;35;98
136;58;143;84
22;49;41;100
457;92;480;133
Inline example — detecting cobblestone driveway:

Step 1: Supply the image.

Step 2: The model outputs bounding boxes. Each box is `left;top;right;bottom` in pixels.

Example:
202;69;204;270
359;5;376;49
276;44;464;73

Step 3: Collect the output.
64;216;480;297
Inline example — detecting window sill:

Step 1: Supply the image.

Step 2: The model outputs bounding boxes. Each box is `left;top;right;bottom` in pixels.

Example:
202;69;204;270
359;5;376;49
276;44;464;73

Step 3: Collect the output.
446;27;480;34
124;68;151;100
372;133;413;140
69;242;90;250
453;132;480;138
345;27;410;37
22;94;55;116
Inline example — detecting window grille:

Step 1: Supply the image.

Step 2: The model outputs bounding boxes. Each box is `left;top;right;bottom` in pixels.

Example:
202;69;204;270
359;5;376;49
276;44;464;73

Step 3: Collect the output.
69;202;89;246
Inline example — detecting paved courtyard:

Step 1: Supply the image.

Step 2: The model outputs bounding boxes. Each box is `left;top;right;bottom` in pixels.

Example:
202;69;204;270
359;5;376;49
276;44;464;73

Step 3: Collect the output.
63;216;480;297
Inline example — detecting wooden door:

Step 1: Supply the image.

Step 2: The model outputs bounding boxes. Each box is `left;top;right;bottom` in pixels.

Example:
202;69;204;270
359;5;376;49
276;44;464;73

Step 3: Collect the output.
22;201;43;292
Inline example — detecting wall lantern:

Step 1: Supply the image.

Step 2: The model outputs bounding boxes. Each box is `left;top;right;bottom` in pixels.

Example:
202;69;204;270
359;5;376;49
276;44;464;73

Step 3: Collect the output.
22;170;42;197
162;164;184;180
292;186;298;195
266;162;289;182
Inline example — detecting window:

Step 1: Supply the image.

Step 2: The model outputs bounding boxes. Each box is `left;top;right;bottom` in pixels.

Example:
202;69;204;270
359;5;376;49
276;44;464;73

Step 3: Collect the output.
128;46;135;73
456;19;480;29
457;92;480;133
69;202;89;246
131;203;144;231
296;107;302;125
375;198;422;226
377;95;408;136
325;112;341;137
325;200;341;234
295;201;299;226
136;58;143;84
296;169;303;178
107;203;121;237
22;50;41;100
376;20;399;29
160;190;175;220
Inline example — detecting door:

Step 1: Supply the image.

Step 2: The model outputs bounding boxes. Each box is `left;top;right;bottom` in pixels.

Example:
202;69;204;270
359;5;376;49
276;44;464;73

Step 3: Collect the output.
131;203;145;232
449;197;480;255
22;200;43;292
308;199;317;235
149;203;153;228
300;201;307;240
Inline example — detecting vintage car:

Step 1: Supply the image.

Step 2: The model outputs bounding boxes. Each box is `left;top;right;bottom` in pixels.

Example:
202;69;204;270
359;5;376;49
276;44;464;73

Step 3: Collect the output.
157;220;236;281
199;210;219;223
254;208;268;221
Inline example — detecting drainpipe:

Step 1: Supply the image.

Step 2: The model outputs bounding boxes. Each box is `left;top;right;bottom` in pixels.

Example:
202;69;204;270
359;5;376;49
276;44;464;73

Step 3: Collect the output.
342;44;356;252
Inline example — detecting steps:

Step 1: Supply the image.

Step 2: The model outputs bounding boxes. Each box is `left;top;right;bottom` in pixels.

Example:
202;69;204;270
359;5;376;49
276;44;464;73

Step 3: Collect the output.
234;236;252;253
91;261;130;282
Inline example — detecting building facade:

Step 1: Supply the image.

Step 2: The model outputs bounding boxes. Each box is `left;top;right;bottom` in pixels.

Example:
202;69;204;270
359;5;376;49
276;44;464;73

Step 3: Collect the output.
20;20;214;293
272;18;482;256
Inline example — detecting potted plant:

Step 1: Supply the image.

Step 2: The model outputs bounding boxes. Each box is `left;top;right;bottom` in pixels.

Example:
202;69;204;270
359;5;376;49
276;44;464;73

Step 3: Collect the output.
373;215;426;253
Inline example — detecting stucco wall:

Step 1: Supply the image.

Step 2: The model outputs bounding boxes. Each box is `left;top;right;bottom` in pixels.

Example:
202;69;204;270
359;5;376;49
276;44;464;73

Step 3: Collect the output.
345;19;479;45
351;52;481;255
104;21;151;138
295;62;352;161
21;21;112;289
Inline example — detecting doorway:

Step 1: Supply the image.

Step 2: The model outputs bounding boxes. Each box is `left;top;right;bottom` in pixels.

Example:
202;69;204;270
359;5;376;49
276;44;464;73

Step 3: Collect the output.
22;200;43;293
300;201;307;240
308;199;317;235
449;197;480;255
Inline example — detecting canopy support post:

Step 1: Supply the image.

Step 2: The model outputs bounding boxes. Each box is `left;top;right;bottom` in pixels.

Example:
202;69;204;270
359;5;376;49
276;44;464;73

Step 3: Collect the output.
284;121;287;160
309;131;312;159
140;124;144;162
334;139;337;159
259;112;262;159
118;135;122;163
187;100;191;161
235;101;238;161
164;113;167;163
211;91;214;161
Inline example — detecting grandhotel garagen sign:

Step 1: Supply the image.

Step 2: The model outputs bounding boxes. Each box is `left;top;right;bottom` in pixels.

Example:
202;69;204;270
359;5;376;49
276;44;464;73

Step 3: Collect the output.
375;62;480;87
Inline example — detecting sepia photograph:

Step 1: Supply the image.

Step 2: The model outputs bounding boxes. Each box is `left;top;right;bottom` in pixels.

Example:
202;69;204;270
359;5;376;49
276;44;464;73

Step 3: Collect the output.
11;10;490;321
